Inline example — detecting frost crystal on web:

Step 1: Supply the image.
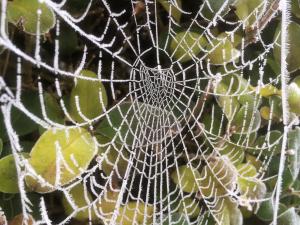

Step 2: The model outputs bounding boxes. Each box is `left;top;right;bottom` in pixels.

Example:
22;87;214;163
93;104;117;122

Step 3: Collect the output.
0;0;297;224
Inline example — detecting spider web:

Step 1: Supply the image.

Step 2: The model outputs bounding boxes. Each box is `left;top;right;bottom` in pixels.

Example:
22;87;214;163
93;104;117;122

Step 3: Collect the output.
0;0;292;224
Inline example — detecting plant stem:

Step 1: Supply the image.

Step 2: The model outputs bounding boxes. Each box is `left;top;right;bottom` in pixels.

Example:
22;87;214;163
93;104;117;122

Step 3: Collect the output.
244;0;280;47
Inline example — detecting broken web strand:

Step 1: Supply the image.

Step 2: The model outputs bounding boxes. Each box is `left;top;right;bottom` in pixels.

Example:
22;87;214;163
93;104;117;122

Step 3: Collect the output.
0;0;293;224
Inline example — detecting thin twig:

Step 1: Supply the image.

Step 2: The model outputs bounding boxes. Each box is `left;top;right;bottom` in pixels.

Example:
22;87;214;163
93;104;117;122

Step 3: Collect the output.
244;0;280;47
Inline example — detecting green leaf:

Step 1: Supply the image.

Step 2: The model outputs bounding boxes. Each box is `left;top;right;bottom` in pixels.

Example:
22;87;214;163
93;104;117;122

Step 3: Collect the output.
0;90;54;141
178;198;200;218
0;96;39;141
234;0;264;26
287;127;300;180
202;103;225;136
59;23;78;56
259;84;281;98
245;153;262;171
171;165;201;193
265;156;295;190
218;73;257;106
228;203;243;225
206;33;240;65
39;92;65;134
163;213;189;225
260;106;271;120
25;127;97;193
231;132;257;147
266;95;283;121
282;168;295;191
217;138;245;166
200;157;237;197
214;81;240;121
256;193;287;222
96;102;135;146
0;193;22;220
214;198;243;225
62;183;97;221
163;213;190;225
288;77;300;115
201;0;234;20
43;92;64;123
170;31;207;62
116;202;154;225
292;0;300;18
0;154;28;193
231;105;261;134
7;0;55;35
237;163;266;201
253;130;282;156
158;0;182;23
199;212;215;225
96;135;129;178
0;192;41;220
277;207;300;225
69;70;108;123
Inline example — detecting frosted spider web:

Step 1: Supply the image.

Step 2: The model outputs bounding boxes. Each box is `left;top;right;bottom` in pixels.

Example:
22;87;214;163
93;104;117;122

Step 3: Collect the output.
0;0;294;224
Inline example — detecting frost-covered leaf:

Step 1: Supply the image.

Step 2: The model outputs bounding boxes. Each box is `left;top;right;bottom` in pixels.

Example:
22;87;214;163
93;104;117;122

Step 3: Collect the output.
96;135;129;178
234;0;265;25
206;33;240;65
256;193;287;222
0;91;41;141
26;128;97;193
178;198;200;218
201;0;234;20
277;207;300;225
98;189;120;219
213;198;243;225
70;70;107;123
200;157;237;197
162;213;189;225
0;153;29;193
231;105;261;134
217;138;245;166
237;163;266;201
171;165;201;193
158;0;182;22
170;31;207;62
62;183;97;221
214;80;240;120
116;202;154;225
253;130;282;156
292;0;300;18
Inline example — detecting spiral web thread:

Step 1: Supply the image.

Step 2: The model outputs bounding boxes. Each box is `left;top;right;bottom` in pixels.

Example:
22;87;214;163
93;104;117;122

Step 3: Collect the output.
0;0;292;224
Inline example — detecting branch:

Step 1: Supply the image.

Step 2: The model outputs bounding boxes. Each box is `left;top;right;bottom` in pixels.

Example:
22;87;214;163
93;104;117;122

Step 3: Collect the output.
244;0;280;47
